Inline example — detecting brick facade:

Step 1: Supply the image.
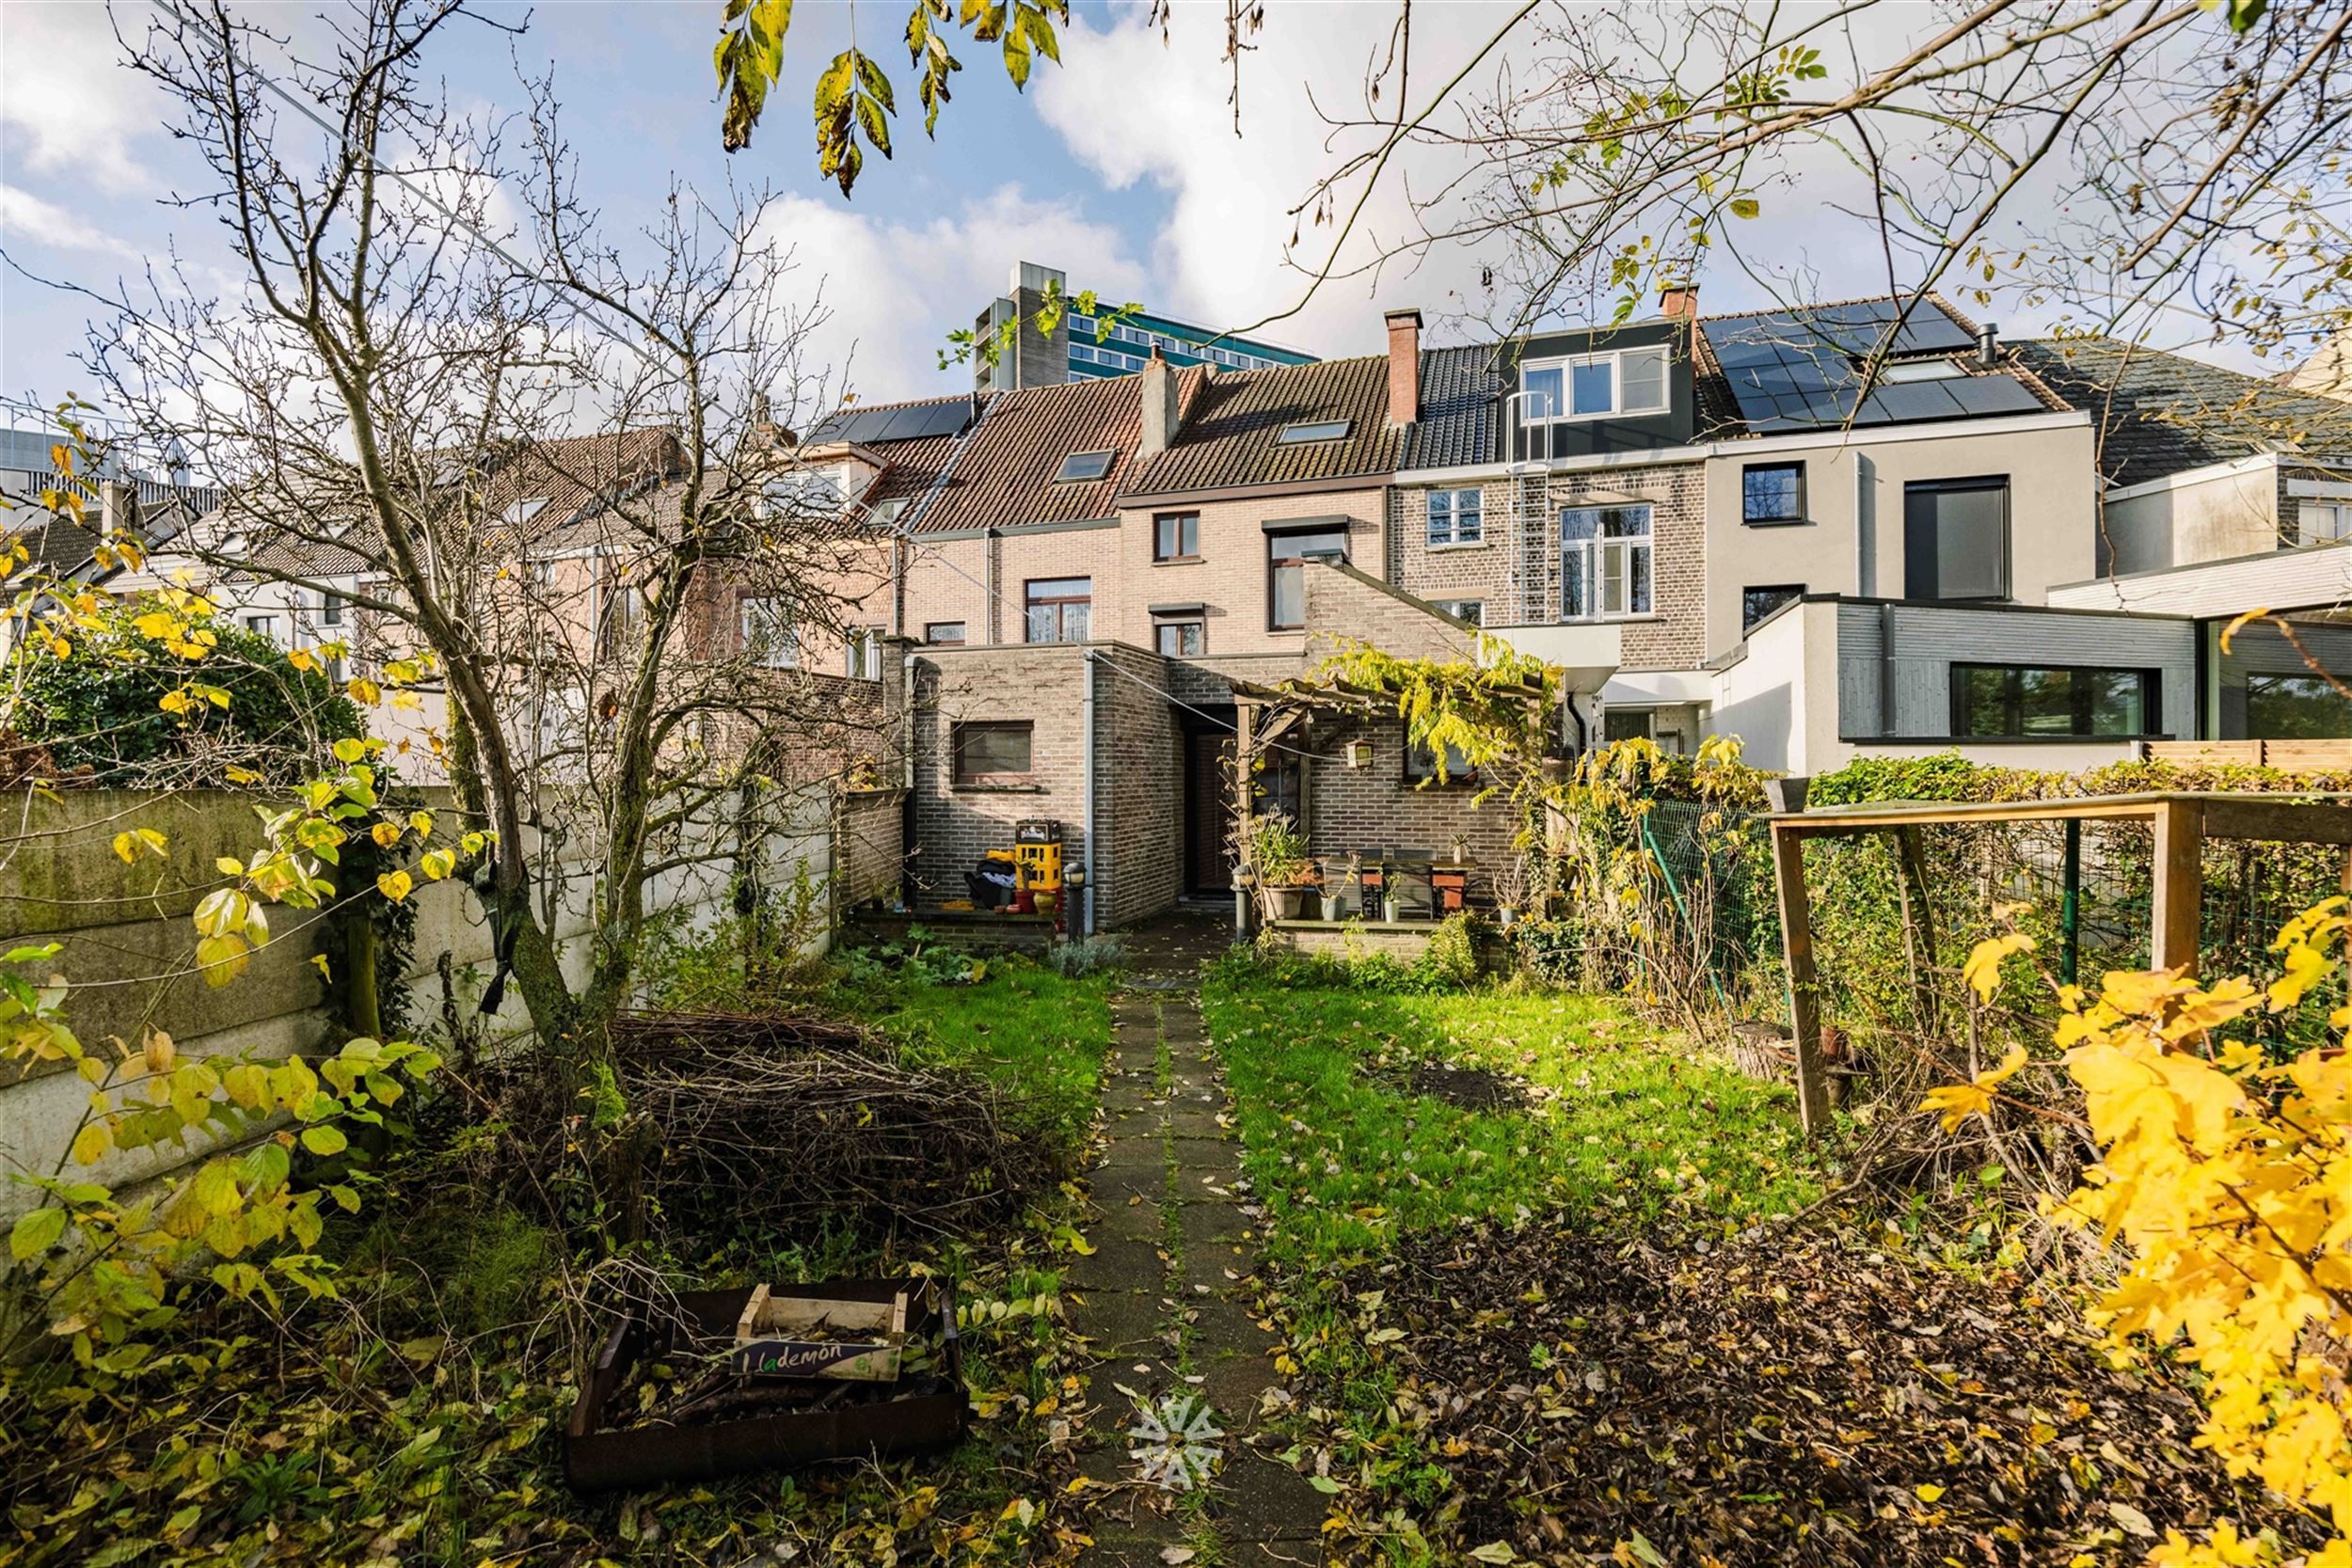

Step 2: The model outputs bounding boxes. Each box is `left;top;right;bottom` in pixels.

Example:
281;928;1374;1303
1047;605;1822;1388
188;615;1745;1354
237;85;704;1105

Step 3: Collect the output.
1389;461;1706;673
1113;485;1389;657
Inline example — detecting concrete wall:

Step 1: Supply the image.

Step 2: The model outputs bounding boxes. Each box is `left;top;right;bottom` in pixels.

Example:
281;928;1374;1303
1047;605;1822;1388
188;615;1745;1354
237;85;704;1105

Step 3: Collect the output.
1832;599;2196;745
1700;418;2097;661
2103;459;2284;576
0;780;851;1224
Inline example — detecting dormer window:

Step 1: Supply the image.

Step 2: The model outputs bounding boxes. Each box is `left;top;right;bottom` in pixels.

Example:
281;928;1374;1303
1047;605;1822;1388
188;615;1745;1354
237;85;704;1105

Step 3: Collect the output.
501;497;549;528
1276;420;1350;444
1521;346;1669;422
218;531;250;557
1056;450;1115;483
765;469;844;514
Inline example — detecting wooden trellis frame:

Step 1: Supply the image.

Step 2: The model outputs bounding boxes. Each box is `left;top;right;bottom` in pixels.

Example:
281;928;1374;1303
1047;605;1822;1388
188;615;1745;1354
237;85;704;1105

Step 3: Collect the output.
1767;790;2352;1137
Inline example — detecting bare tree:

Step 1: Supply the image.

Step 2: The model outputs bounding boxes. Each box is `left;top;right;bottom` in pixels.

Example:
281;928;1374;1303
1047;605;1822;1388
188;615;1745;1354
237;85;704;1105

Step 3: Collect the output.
90;0;896;1067
1248;3;2346;372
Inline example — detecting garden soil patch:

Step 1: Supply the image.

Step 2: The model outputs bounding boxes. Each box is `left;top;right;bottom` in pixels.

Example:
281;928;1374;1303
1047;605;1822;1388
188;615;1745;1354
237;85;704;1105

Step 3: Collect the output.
1359;1221;2319;1566
1407;1063;1526;1112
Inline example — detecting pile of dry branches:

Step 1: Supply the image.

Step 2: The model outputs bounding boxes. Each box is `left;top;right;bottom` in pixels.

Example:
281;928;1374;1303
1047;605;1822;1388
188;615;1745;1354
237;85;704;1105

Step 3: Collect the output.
476;1009;1052;1244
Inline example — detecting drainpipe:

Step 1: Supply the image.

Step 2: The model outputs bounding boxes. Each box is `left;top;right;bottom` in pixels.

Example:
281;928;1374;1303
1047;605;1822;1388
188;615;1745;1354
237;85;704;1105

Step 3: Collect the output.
984;529;999;644
1080;649;1099;935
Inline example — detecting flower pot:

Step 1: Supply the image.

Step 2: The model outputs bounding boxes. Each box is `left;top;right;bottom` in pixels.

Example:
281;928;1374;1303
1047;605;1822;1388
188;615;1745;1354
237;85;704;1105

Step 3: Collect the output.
1382;896;1404;924
1319;894;1343;922
1498;906;1518;928
1033;892;1059;918
1763;776;1810;814
1270;887;1311;921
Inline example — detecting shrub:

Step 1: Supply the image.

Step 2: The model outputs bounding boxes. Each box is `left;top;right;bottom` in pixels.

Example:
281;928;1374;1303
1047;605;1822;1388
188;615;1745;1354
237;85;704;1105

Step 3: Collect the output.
14;597;364;784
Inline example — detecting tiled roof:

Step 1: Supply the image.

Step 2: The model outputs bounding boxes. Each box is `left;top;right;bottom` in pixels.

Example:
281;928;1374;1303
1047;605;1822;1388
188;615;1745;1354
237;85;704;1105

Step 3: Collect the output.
866;430;970;508
1403;344;1504;469
1121;356;1403;498
914;374;1161;533
2010;337;2352;488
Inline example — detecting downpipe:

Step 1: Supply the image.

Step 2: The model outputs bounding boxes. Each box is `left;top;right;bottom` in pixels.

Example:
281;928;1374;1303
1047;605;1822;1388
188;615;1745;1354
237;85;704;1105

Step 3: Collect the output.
1080;649;1098;936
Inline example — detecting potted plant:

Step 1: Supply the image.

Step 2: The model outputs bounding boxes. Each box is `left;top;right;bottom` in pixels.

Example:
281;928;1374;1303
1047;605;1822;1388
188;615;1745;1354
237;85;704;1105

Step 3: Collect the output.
1492;853;1531;928
1319;850;1359;921
1247;814;1317;921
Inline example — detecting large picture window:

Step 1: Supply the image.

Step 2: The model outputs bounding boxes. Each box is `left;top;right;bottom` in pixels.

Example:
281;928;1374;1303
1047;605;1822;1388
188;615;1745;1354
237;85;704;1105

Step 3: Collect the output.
1024;577;1091;643
1522;346;1669;423
1267;525;1349;631
2247;673;2352;737
1561;503;1652;620
952;721;1033;784
1905;477;2010;600
1953;664;2157;738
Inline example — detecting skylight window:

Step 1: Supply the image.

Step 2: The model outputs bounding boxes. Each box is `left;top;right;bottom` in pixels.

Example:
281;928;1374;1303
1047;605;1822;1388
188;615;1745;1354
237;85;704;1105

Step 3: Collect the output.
501;497;550;527
1056;450;1115;483
1875;358;1967;384
1276;420;1350;444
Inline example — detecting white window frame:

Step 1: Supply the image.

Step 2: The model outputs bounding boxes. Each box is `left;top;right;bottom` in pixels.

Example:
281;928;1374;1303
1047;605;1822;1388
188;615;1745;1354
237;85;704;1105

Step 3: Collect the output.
1426;488;1484;547
1560;504;1655;622
739;594;800;669
2299;500;2352;545
1520;346;1670;424
844;627;883;680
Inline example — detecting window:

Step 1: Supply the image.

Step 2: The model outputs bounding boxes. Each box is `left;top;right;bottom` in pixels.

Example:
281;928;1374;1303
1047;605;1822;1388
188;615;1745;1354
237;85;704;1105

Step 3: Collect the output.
1056;450;1115;483
316;591;344;626
1276;420;1350;444
739;594;799;668
1025;577;1091;643
1560;504;1652;620
501;497;549;528
1405;737;1476;784
953;721;1033;784
2247;673;2352;738
1432;598;1485;626
1154;513;1200;561
599;574;642;658
2299;501;2352;545
1741;584;1804;631
1427;489;1484;546
529;559;556;589
1267;525;1349;631
845;627;883;681
1155;619;1205;657
764;469;844;515
925;621;967;645
243;613;281;643
1741;463;1806;525
1602;710;1652;743
1953;664;2157;738
1521;345;1669;422
1876;358;1967;384
1905;478;2010;600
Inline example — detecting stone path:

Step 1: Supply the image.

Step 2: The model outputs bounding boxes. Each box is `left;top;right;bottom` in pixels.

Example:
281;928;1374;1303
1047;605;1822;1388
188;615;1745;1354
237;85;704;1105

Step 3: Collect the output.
1064;917;1327;1566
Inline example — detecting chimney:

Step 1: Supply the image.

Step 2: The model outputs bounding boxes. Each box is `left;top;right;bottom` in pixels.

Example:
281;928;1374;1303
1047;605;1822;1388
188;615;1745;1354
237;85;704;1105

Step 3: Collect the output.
1977;321;2000;369
99;480;135;540
1659;282;1699;321
1140;349;1180;455
1384;308;1422;427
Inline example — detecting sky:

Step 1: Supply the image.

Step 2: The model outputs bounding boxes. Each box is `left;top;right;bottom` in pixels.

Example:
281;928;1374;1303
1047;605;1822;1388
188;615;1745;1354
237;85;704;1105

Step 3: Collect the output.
0;0;2300;445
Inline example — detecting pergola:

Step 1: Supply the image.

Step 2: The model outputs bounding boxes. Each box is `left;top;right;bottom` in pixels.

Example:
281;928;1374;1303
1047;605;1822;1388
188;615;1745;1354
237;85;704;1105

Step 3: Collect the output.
1767;790;2352;1137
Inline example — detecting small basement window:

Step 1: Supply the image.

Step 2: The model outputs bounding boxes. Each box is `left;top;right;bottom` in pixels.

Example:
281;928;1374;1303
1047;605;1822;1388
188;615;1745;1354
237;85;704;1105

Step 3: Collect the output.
953;721;1033;784
924;621;967;645
1276;420;1350;444
1056;450;1115;483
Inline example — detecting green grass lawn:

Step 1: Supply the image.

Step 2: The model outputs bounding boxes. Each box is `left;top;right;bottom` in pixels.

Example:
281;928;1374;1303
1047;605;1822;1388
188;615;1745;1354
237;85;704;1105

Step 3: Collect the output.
857;956;1115;1164
1204;956;1821;1271
1201;953;1828;1544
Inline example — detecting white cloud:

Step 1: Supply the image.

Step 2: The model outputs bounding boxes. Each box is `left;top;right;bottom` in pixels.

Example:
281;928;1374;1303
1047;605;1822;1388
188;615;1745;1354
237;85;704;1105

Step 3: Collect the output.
1035;4;1515;356
0;4;157;193
0;183;146;261
759;185;1152;404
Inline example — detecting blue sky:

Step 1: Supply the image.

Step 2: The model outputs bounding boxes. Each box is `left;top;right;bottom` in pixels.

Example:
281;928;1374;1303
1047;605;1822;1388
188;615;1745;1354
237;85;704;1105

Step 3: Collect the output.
0;1;2284;440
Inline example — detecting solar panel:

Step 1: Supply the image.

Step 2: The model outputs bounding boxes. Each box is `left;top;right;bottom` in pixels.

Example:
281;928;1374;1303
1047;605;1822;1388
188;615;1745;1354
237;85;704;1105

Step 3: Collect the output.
1947;378;2045;417
876;403;939;441
907;400;975;439
1706;300;2022;431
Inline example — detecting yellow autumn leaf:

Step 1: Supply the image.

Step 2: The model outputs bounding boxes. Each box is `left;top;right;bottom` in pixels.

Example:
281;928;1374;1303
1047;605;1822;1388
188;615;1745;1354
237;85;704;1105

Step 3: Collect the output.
371;822;402;847
346;676;381;705
376;870;413;903
1918;1046;2027;1132
2267;941;2334;1012
1961;933;2036;1003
